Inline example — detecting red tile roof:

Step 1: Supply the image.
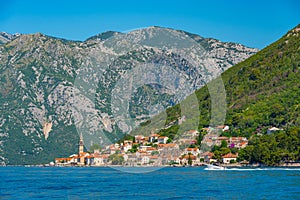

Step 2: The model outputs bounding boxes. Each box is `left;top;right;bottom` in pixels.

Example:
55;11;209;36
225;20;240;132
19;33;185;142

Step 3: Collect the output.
201;152;214;157
217;137;229;140
146;147;156;151
149;155;159;159
182;155;196;160
186;148;199;151
158;136;168;139
222;153;238;158
231;137;245;141
158;143;177;148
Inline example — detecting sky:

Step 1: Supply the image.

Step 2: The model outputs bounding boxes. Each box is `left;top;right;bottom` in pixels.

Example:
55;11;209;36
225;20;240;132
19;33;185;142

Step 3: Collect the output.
0;0;299;48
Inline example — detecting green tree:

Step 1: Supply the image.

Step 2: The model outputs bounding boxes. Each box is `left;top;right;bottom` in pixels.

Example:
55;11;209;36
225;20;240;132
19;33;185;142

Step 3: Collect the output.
212;150;222;162
230;147;239;154
237;145;254;162
212;145;220;152
109;154;124;165
167;138;172;143
221;140;228;148
128;144;139;153
219;147;231;155
237;128;300;166
89;144;101;153
196;130;205;146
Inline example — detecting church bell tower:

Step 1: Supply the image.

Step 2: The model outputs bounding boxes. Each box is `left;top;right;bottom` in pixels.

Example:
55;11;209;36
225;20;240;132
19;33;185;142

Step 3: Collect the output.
79;133;84;164
79;133;84;154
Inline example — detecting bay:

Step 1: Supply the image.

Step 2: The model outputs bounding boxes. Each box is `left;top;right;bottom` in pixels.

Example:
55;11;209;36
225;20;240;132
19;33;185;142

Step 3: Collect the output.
1;166;300;199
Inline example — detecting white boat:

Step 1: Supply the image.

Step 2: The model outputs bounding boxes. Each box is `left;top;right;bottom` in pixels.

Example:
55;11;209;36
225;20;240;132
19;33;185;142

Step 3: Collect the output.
204;164;226;170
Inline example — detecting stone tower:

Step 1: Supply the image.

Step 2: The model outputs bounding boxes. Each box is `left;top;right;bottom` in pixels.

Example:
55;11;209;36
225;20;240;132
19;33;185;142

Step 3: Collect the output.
79;133;84;164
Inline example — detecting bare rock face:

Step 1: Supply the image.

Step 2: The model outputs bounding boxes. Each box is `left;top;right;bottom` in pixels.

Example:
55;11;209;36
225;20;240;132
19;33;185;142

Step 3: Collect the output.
0;27;258;165
43;122;52;140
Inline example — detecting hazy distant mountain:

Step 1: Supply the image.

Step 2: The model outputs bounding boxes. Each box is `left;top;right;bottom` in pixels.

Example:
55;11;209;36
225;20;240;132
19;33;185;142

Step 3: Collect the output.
0;26;258;165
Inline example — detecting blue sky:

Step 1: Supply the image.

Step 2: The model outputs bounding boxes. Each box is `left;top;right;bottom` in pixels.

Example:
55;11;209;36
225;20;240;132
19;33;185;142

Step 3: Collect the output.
0;0;299;48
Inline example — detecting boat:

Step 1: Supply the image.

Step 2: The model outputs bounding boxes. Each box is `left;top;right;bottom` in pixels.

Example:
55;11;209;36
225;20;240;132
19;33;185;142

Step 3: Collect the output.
204;163;226;170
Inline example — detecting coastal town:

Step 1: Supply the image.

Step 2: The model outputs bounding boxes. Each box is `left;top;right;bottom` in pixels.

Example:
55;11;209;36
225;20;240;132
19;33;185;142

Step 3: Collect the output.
54;125;263;167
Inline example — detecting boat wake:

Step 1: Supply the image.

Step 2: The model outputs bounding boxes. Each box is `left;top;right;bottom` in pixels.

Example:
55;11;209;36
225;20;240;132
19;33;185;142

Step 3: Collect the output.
204;168;226;171
203;164;226;170
204;167;300;171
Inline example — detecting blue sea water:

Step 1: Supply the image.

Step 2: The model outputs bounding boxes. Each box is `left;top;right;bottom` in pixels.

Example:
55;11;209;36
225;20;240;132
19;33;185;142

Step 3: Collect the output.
0;166;300;199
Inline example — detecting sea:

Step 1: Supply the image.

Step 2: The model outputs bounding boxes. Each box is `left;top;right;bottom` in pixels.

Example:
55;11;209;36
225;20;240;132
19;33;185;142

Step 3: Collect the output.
1;166;300;199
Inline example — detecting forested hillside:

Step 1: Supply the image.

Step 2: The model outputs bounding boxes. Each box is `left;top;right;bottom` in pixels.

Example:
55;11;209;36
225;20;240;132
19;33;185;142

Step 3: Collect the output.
150;24;300;165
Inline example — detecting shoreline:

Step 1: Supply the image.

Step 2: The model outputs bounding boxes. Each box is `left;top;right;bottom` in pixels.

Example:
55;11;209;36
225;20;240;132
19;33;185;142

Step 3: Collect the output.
2;162;300;168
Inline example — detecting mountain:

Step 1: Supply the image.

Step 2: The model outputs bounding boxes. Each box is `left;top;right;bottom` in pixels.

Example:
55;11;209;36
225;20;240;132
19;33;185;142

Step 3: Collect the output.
85;31;121;41
147;24;300;140
0;32;20;44
0;27;258;165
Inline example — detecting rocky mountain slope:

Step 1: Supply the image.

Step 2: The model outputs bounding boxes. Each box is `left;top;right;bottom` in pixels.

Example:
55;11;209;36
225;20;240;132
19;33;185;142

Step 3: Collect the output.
0;27;258;165
0;32;20;44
